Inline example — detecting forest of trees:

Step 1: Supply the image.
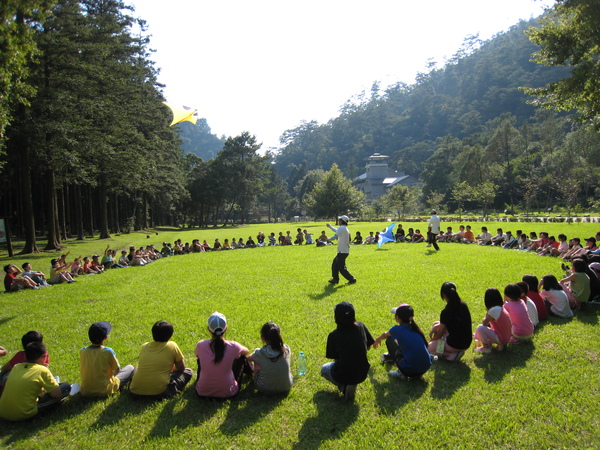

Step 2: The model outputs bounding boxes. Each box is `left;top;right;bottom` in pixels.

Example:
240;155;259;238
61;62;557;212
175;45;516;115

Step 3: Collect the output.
273;17;600;219
1;1;599;254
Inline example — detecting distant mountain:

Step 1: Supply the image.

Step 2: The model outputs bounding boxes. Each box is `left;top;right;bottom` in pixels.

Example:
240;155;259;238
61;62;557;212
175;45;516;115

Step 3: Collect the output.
175;118;225;160
273;17;570;180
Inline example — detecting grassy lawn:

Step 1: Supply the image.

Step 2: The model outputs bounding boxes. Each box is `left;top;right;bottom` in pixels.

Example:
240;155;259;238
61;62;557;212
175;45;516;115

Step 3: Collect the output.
0;222;599;448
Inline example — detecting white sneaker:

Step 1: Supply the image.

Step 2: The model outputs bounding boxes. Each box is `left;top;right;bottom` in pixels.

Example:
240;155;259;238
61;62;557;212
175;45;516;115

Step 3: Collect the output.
388;370;406;380
474;346;492;354
426;243;432;247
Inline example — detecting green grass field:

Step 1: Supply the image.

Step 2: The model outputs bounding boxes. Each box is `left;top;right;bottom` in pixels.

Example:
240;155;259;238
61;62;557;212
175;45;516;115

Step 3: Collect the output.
0;222;599;448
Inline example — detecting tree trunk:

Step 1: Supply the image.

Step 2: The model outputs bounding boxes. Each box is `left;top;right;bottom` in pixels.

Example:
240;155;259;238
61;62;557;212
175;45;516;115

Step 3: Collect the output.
18;135;39;254
44;170;61;250
99;175;111;239
74;184;84;240
112;193;120;234
87;185;94;237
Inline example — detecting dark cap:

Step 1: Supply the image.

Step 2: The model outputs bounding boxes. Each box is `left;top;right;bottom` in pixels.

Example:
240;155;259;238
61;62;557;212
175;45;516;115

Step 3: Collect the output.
334;301;355;322
586;236;596;243
89;321;112;343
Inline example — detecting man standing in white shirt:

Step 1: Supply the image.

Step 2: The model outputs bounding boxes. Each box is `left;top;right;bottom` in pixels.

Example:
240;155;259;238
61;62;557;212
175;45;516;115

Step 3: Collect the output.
427;210;441;251
327;215;356;285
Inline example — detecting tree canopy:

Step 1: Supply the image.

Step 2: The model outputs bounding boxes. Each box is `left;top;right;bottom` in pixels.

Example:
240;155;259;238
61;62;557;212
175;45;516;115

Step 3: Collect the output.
525;0;600;129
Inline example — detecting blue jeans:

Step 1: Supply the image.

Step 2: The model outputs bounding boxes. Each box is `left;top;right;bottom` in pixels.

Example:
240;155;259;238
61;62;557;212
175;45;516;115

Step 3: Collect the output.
321;362;345;392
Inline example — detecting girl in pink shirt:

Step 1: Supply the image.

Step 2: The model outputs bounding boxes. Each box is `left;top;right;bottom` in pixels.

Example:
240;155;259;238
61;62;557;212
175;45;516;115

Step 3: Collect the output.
195;312;250;399
474;288;512;353
503;284;534;343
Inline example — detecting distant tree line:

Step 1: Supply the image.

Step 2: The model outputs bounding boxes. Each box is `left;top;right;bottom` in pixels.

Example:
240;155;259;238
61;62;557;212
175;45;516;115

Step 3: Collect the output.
274;16;600;218
2;1;600;254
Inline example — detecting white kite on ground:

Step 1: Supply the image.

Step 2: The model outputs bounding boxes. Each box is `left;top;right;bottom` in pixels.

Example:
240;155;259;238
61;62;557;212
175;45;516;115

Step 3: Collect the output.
378;223;396;248
163;102;198;126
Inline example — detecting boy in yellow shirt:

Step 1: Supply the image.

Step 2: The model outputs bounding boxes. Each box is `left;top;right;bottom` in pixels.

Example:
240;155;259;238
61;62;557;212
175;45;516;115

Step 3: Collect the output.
80;322;134;397
130;321;192;399
0;342;71;421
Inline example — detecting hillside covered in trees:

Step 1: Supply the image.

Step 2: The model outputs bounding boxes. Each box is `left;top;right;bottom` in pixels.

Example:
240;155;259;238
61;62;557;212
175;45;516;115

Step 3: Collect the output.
274;17;600;217
1;3;599;254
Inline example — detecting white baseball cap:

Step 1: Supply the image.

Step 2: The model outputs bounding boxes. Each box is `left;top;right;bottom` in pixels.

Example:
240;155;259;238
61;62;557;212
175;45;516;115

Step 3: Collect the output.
208;312;227;336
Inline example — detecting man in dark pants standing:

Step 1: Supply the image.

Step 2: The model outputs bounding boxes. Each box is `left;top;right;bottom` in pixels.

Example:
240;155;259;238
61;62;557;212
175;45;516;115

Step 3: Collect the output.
427;210;440;251
326;215;356;285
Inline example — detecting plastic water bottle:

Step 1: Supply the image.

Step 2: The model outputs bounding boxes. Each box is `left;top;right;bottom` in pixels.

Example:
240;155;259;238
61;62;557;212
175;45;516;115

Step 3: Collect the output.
297;351;307;376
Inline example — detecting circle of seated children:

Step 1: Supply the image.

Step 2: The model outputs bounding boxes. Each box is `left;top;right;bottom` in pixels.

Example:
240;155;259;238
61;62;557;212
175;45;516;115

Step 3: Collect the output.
1;266;591;420
5;229;600;307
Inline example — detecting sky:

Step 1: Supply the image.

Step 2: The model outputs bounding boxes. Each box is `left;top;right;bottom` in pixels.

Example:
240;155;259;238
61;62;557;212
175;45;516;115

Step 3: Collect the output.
127;0;556;151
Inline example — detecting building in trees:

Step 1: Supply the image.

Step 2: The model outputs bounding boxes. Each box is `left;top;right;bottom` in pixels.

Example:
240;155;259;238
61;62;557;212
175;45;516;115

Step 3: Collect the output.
354;153;419;201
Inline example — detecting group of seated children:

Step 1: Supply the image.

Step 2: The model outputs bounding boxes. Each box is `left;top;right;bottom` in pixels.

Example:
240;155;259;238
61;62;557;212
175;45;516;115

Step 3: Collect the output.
0;265;590;420
0;315;294;421
2;244;165;292
471;228;600;262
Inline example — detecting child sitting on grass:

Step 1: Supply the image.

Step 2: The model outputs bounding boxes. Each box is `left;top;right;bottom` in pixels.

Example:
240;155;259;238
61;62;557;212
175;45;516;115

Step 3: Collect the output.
49;259;76;284
195;312;251;399
473;288;511;353
80;322;134;397
1;331;49;387
560;258;591;309
503;284;534;343
4;264;38;292
428;282;472;362
130;321;193;399
539;275;574;318
321;302;374;400
0;342;71;421
516;281;539;327
374;303;432;379
522;275;548;321
247;322;293;395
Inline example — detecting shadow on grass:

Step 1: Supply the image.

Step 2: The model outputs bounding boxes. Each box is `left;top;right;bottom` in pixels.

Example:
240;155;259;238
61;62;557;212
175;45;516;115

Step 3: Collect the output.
472;341;535;383
147;388;223;439
219;385;286;435
0;393;96;446
292;390;359;450
368;369;428;415
0;315;16;327
429;359;471;399
90;391;158;430
577;303;600;325
309;284;337;300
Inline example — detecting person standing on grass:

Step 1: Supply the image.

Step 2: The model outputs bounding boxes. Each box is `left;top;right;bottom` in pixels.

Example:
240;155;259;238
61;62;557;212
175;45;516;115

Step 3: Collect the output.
327;215;356;285
428;282;472;362
427;210;440;250
373;303;432;380
321;301;374;400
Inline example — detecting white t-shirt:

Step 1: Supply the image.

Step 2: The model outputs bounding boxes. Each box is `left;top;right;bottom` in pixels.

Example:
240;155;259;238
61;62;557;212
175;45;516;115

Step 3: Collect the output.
428;215;441;234
327;224;351;253
525;297;539;326
541;289;573;318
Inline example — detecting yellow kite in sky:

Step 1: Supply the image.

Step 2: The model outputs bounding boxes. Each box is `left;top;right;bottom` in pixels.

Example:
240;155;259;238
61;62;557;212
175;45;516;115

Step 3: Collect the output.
163;102;198;126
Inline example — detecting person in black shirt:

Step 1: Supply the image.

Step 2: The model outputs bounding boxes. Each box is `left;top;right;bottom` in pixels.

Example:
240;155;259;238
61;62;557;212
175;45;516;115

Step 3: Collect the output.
428;282;472;362
321;301;374;400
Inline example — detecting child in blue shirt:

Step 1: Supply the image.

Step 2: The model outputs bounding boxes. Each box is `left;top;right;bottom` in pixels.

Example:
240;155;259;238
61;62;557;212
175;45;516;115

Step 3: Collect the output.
374;303;432;379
